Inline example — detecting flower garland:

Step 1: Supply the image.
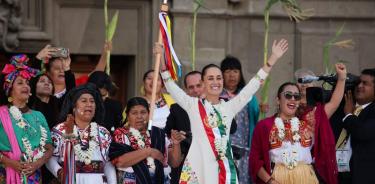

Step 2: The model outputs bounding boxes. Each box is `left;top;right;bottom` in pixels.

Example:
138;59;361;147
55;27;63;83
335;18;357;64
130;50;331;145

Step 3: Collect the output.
129;127;156;171
203;100;228;128
203;100;229;160
274;117;301;169
274;117;300;142
10;106;48;162
73;122;98;165
214;135;229;160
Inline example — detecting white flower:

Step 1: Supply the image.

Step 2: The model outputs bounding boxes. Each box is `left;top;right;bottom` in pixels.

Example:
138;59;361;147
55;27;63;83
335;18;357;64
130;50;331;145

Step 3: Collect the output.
290;117;300;142
9;106;23;121
214;135;228;160
281;147;299;170
73;122;99;165
22;125;48;162
275;117;285;139
17;121;26;128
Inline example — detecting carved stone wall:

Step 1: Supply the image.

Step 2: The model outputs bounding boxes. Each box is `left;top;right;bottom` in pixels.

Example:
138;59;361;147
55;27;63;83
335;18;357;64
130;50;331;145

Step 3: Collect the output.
171;0;375;113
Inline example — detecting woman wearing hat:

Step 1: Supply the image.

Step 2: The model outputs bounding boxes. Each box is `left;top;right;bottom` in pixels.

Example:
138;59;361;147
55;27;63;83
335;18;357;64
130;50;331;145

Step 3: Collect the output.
46;83;116;184
0;54;53;184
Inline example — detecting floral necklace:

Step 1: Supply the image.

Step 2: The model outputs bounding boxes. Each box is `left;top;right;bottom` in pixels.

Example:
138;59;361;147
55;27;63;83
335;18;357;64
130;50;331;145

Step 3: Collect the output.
202;99;229;160
274;117;301;169
129;127;156;171
73;122;98;165
10;106;48;162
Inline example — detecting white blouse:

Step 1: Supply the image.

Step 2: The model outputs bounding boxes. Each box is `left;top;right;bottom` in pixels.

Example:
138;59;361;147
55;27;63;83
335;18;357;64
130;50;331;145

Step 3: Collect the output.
269;141;313;165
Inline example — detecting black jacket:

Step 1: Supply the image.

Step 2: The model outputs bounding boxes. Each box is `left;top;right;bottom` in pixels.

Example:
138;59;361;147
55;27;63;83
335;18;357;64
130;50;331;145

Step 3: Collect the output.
103;98;123;133
343;102;375;184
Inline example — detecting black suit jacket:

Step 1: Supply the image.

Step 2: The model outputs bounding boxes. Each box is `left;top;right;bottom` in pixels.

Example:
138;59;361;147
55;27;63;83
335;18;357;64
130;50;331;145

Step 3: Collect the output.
344;101;375;184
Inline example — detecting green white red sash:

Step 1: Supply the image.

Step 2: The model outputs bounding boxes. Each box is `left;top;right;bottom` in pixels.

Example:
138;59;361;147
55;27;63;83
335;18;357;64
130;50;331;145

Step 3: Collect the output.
198;100;237;184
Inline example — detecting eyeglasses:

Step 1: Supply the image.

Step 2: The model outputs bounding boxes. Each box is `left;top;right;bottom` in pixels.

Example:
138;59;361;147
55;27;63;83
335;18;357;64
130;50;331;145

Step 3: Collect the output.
282;91;301;101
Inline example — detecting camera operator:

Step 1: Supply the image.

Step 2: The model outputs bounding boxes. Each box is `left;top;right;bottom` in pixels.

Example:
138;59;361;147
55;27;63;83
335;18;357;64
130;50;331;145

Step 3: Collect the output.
295;63;347;183
342;68;375;184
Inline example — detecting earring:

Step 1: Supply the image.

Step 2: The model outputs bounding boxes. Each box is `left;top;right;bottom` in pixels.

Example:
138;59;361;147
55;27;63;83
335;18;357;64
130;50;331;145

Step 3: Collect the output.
7;97;13;103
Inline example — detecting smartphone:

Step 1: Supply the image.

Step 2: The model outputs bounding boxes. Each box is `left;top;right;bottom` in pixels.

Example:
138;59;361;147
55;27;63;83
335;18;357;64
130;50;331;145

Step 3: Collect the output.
50;47;69;58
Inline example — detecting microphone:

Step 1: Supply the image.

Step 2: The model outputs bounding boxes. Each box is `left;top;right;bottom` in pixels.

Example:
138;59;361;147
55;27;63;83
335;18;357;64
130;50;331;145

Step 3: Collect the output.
76;109;84;115
297;75;337;84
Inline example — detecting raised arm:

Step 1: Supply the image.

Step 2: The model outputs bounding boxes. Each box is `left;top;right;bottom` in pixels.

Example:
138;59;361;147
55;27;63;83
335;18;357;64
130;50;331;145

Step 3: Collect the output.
324;63;347;118
94;41;112;72
154;43;196;110
225;39;288;115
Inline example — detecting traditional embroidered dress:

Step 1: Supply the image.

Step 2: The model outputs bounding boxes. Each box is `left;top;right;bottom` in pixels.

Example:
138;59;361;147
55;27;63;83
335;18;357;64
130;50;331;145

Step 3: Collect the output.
110;126;168;184
46;122;116;184
249;104;338;184
161;69;267;184
0;107;51;184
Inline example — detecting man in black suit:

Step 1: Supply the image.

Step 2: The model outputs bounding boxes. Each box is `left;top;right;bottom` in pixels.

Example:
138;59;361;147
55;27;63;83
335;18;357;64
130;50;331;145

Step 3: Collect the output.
164;71;204;184
343;68;375;184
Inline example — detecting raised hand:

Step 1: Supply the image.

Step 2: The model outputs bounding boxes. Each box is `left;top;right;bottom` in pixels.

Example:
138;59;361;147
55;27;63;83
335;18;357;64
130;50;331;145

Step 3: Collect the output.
103;41;112;52
263;39;289;73
335;63;347;80
62;49;71;71
36;45;57;61
153;42;166;71
171;130;186;145
65;114;75;135
271;39;288;59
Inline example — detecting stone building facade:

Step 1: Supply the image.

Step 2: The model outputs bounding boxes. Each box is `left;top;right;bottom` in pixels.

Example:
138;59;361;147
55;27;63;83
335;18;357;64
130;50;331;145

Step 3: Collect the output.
0;0;374;108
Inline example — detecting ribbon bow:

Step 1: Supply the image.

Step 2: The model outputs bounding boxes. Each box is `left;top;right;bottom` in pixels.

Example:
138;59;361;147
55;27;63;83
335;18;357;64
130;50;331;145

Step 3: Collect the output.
2;54;40;96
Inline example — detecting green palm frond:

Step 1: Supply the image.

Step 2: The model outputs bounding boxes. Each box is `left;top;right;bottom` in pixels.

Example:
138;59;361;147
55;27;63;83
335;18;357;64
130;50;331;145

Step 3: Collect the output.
104;0;119;75
323;23;346;74
260;0;313;118
191;0;205;70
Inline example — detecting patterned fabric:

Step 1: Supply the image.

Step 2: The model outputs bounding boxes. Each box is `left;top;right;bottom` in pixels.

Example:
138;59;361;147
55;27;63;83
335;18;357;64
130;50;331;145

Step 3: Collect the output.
1;54;40;96
113;127;170;184
0;110;52;152
0;165;5;184
179;159;199;184
269;120;313;149
220;89;256;184
51;123;111;160
48;122;115;184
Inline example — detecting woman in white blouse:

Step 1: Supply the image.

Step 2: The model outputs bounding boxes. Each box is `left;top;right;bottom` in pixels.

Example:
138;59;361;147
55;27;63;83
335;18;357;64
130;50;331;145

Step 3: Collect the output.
157;39;288;184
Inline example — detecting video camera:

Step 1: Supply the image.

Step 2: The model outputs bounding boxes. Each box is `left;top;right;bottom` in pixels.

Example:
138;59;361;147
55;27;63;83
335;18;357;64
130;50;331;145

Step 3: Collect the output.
299;73;360;106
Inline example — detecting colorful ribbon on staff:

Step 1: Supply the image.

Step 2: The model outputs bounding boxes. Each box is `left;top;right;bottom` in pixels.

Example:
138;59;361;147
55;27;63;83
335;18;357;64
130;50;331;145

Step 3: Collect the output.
159;12;182;80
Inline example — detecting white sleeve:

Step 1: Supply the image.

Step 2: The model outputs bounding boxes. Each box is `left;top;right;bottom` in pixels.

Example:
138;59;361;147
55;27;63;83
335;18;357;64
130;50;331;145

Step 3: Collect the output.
46;130;62;177
224;69;268;116
104;161;117;184
161;71;196;111
46;156;61;177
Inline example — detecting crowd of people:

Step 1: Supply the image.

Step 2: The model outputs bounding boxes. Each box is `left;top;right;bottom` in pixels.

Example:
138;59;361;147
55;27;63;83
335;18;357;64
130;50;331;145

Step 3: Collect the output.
0;37;374;184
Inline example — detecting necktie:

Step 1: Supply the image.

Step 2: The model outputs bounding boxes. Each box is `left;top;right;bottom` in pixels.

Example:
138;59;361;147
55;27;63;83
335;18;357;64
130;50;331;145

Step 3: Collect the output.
336;106;363;149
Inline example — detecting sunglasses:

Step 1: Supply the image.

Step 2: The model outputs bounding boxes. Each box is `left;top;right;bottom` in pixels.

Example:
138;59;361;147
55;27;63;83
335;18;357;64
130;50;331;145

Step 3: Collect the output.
282;91;301;101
